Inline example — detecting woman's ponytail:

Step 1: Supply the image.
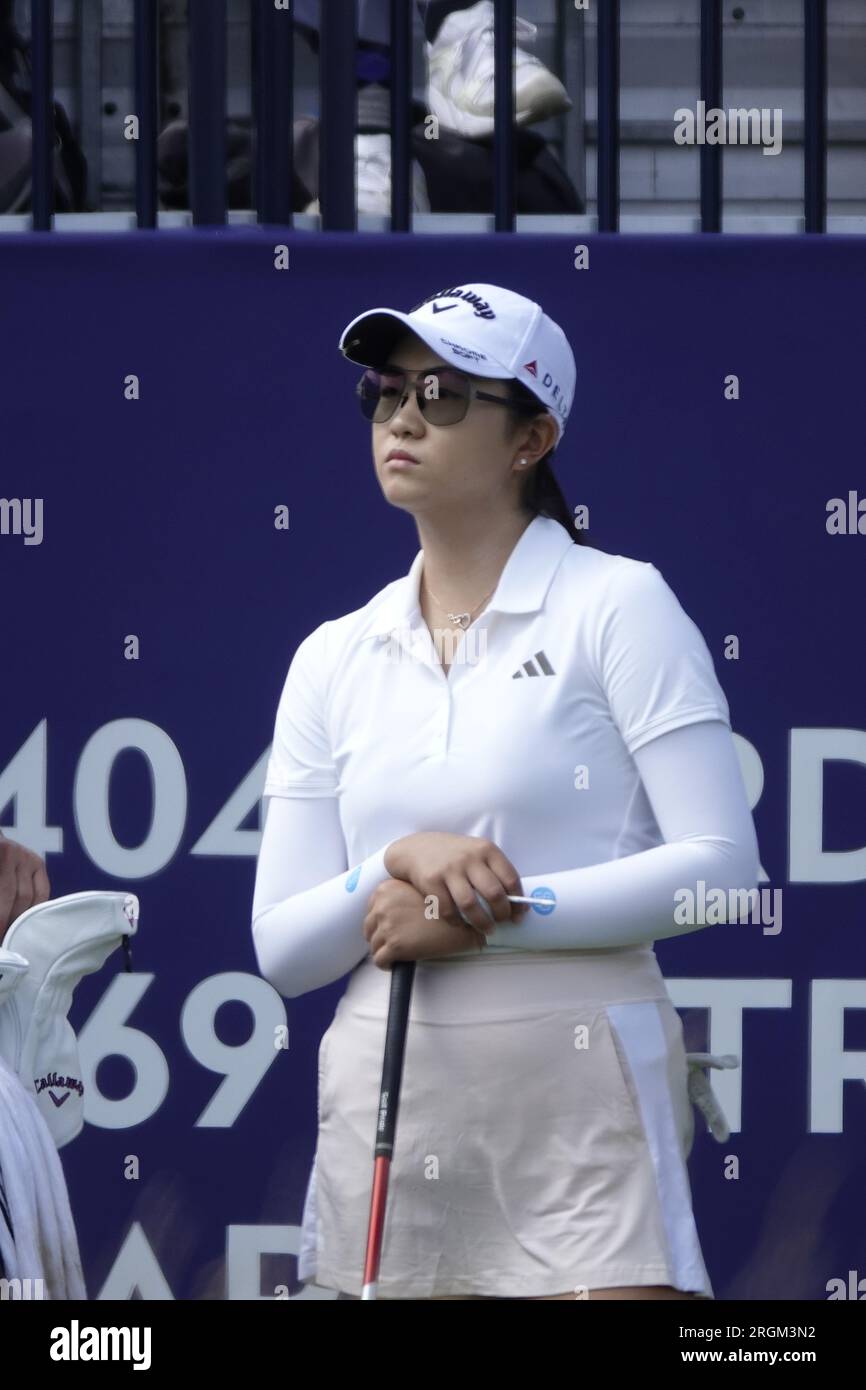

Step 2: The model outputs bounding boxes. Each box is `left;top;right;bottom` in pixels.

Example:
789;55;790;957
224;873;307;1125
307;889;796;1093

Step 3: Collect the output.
505;378;588;547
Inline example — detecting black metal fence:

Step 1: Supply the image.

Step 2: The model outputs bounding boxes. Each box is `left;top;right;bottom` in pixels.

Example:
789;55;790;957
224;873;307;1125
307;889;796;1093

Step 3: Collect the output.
21;0;829;233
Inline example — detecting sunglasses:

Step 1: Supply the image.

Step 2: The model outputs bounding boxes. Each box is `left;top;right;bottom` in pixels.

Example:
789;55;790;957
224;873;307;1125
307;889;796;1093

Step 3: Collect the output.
356;364;539;428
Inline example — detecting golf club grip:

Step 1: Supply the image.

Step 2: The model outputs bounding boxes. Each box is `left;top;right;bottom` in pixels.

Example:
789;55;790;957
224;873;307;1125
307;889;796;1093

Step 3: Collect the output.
374;960;416;1157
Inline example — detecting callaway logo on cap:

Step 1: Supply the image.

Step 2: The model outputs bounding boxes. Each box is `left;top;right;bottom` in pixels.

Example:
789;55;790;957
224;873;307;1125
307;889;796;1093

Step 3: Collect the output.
338;282;576;445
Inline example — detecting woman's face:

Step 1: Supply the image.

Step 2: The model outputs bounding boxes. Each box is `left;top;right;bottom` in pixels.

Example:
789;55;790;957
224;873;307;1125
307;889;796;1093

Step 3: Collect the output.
369;331;554;519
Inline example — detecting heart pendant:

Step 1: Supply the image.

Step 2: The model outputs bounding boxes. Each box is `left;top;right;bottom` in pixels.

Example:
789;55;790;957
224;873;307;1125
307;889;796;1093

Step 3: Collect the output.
449;613;471;629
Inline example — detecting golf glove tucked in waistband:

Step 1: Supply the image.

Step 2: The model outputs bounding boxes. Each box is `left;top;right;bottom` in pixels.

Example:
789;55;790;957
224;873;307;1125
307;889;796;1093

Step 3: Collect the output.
685;1051;740;1143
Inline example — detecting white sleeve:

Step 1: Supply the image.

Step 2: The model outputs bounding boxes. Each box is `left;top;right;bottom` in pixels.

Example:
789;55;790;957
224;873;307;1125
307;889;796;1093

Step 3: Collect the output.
253;624;396;997
483;719;761;951
262;624;342;799
251;795;394;999
594;561;732;754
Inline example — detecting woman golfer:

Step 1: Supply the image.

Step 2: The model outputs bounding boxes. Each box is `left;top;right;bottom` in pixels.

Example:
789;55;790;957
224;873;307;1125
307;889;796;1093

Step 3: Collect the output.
251;282;760;1301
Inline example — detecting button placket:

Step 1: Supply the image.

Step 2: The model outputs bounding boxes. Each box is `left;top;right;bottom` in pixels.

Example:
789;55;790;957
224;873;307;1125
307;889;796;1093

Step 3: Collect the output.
439;681;451;752
440;612;494;752
386;621;451;752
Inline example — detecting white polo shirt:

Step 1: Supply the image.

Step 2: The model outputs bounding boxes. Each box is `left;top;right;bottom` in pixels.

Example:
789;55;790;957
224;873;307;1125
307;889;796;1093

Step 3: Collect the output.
259;514;745;966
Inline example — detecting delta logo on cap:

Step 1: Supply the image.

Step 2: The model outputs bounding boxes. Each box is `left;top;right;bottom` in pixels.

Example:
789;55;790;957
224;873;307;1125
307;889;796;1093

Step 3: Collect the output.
521;357;569;431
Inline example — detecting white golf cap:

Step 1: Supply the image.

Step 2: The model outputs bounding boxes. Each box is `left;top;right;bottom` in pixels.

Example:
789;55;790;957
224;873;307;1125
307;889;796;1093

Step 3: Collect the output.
338;282;576;445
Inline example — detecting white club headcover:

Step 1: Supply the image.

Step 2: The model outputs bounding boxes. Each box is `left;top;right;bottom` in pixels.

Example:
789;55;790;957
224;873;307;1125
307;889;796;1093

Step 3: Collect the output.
685;1051;740;1143
0;949;29;1003
0;890;139;1149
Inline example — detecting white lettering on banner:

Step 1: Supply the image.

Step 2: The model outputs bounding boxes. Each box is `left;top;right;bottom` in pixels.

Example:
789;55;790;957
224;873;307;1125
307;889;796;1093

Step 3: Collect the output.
77;971;286;1129
0;720;64;858
96;1221;336;1300
67;972;866;1301
789;729;866;881
669;979;866;1135
76;973;168;1128
226;1226;334;1300
95;1222;174;1299
75;719;187;876
1;723;864;1136
67;970;866;1137
810;982;866;1132
192;749;271;857
1;721;866;879
182;974;286;1126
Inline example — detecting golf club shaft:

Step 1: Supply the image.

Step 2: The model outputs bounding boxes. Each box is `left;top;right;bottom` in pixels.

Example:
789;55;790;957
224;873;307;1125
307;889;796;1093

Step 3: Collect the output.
361;958;416;1298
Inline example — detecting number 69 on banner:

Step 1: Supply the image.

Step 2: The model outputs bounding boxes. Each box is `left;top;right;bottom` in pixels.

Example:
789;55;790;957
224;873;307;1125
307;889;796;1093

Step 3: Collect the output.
76;971;288;1128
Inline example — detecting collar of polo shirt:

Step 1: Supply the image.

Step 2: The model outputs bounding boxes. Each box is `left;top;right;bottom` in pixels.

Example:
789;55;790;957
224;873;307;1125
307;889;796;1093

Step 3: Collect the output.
359;514;575;645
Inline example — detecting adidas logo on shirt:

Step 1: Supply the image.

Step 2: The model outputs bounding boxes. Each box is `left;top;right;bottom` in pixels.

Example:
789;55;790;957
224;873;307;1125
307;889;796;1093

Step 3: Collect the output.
512;650;556;678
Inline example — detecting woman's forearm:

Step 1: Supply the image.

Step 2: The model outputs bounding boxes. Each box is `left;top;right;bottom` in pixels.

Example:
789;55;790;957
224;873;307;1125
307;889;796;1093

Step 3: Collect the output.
486;719;761;953
484;833;760;951
251;795;396;998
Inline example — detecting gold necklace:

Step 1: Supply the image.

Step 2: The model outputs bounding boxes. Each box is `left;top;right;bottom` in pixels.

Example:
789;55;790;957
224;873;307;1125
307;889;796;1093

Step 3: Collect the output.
422;575;497;630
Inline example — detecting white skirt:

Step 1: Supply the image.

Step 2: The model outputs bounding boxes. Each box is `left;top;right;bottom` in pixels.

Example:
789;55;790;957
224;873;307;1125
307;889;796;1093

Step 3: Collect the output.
298;947;713;1300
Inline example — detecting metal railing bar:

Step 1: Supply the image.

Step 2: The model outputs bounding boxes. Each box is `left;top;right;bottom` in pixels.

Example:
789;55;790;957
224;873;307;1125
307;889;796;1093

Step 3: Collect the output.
252;0;293;226
804;0;827;233
389;0;412;232
596;0;619;233
30;0;54;230
319;1;356;231
133;0;158;228
699;0;722;232
78;0;103;211
188;0;227;225
493;0;515;231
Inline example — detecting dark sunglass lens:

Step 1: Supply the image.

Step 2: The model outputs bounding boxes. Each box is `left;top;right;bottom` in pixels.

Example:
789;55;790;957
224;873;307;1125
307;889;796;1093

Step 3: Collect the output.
421;368;470;424
357;371;377;420
357;369;403;421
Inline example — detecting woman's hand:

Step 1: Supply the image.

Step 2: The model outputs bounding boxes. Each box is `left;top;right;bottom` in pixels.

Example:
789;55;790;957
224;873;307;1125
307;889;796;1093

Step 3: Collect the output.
383;831;527;934
363;877;488;970
0;832;50;944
